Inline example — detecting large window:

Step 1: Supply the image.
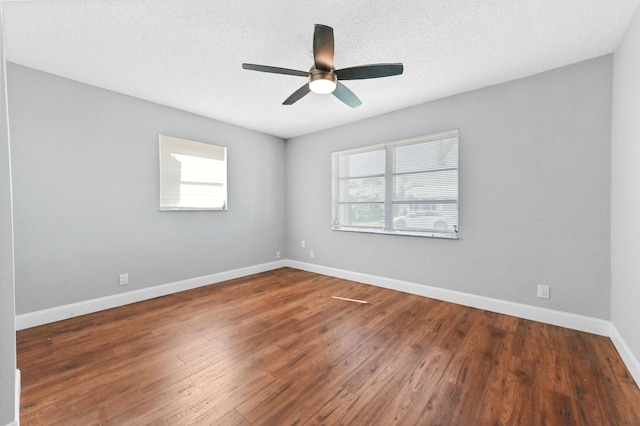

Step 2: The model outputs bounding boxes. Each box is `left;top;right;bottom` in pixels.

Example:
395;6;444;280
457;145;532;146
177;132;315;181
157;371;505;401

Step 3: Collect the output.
159;135;228;211
331;130;458;238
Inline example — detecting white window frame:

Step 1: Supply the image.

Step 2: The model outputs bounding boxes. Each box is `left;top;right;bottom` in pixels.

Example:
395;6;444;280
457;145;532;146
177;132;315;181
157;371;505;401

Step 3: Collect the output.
331;129;459;239
159;135;228;211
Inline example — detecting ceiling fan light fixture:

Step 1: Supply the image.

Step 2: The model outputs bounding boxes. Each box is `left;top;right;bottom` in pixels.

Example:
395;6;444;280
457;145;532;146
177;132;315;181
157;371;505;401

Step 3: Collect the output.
309;67;337;94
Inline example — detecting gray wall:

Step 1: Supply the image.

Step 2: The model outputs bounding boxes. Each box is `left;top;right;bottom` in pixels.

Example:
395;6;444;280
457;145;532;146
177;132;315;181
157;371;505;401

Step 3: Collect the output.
611;7;640;364
286;56;612;319
0;6;17;424
8;63;286;314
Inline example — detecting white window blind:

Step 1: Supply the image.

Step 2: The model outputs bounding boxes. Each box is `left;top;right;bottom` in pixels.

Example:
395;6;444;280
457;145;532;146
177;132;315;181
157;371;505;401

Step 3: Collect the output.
332;129;458;238
159;135;228;211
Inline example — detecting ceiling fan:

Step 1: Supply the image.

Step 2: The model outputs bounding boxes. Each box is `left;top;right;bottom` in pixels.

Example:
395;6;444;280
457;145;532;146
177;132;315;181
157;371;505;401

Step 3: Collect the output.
242;24;404;108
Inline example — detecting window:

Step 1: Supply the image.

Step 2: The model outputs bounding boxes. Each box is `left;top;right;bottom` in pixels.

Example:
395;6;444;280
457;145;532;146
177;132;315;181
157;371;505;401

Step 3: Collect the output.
159;135;227;211
331;129;458;238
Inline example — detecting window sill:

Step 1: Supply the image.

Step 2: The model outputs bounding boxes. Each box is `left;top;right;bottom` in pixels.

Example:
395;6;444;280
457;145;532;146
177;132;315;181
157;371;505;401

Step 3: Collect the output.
331;226;459;240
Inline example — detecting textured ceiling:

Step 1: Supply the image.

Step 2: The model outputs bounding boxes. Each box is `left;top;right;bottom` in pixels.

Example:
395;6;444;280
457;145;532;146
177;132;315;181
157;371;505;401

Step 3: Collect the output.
4;1;640;139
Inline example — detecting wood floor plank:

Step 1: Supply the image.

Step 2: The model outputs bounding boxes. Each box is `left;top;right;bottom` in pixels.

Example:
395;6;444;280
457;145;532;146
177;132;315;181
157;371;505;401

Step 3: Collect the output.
301;387;359;426
372;345;453;425
17;268;640;425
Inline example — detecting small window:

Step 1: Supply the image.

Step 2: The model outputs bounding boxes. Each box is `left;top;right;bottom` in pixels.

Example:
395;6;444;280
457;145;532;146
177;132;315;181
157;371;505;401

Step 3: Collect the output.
159;135;227;211
331;130;458;238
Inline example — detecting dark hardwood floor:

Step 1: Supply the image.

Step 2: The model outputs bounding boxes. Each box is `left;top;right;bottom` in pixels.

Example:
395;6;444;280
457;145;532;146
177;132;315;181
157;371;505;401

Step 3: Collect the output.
17;268;640;425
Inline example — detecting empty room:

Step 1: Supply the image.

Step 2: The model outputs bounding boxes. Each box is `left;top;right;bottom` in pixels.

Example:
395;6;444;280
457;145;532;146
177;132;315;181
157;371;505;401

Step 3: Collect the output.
2;1;640;425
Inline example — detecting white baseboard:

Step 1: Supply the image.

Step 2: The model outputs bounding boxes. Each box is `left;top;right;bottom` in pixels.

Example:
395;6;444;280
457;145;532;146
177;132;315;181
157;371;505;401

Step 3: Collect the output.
15;258;612;337
14;369;20;426
13;259;639;405
284;260;610;336
2;369;21;426
609;323;640;387
15;260;287;330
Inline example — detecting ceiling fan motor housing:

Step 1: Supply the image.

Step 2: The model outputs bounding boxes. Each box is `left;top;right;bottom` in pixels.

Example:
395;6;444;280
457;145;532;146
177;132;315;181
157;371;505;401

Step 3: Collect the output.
309;66;337;94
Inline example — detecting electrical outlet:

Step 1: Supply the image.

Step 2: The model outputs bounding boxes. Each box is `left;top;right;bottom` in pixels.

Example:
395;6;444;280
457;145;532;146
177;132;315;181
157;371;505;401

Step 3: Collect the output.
301;240;306;248
119;273;129;286
276;251;281;259
309;250;315;259
537;284;550;299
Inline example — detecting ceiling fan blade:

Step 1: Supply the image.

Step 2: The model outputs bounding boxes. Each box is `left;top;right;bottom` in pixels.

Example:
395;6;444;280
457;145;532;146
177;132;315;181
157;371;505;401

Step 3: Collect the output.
283;84;311;105
333;82;362;108
335;63;404;80
242;63;309;77
313;24;334;71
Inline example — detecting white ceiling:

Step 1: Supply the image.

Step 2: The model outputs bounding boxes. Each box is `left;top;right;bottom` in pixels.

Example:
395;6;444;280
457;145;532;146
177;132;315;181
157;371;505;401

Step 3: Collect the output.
3;1;639;139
